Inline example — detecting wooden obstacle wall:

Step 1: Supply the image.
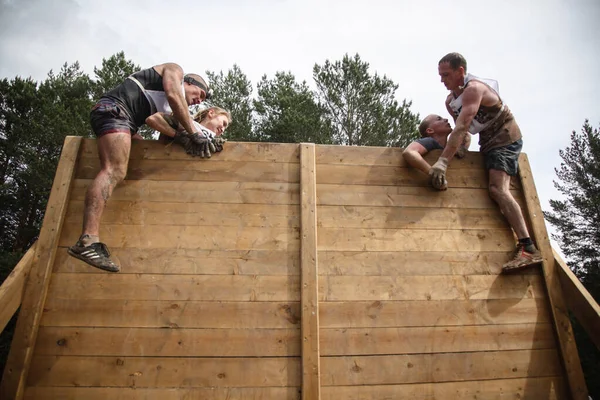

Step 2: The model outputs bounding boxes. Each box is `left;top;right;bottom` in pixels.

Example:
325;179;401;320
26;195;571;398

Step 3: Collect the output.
1;138;587;399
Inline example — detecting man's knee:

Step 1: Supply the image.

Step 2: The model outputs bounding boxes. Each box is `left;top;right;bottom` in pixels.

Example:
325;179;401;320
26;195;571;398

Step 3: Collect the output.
99;163;127;186
488;182;507;203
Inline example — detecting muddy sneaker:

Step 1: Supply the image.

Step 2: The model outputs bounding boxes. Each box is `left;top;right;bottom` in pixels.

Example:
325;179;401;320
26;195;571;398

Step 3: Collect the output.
68;241;120;272
502;244;543;273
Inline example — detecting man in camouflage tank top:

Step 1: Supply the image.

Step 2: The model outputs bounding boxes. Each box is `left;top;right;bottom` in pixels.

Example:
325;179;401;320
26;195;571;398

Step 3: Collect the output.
430;52;542;272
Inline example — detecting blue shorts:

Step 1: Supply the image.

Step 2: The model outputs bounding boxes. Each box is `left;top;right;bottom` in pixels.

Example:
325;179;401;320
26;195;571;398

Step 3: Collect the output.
90;98;137;137
484;139;522;176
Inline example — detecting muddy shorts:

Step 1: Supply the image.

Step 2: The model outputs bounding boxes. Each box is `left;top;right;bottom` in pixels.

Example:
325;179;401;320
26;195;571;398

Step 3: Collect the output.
90;98;137;137
484;139;522;176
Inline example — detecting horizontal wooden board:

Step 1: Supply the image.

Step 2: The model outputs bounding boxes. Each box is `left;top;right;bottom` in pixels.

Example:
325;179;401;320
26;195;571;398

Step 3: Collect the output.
320;377;567;399
320;349;562;386
27;356;301;388
54;248;299;275
318;227;516;252
70;179;300;205
76;159;300;183
320;324;556;355
320;274;546;301
36;327;299;357
54;248;536;277
317;184;525;209
318;205;509;230
47;274;300;301
320;299;551;328
23;378;566;400
80;139;301;163
24;386;302;400
317;164;495;189
41;299;301;329
35;323;554;359
318;250;540;276
40;298;551;329
315;144;483;167
65;201;300;228
46;274;542;302
59;223;300;251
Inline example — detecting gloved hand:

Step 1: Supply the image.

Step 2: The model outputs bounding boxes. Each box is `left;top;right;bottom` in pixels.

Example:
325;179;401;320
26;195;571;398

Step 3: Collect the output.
172;131;194;154
456;145;468;159
212;136;227;152
429;157;449;190
189;132;217;158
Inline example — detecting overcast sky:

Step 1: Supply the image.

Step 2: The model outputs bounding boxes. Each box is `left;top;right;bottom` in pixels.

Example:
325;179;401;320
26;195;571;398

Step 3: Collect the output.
1;0;599;244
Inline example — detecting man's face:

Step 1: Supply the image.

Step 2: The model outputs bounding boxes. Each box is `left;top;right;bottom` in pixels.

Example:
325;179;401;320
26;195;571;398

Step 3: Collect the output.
425;114;452;136
184;84;207;106
438;62;464;91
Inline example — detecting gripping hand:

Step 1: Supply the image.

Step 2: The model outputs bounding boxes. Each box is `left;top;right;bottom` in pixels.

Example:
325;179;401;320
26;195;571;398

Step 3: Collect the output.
429;157;449;190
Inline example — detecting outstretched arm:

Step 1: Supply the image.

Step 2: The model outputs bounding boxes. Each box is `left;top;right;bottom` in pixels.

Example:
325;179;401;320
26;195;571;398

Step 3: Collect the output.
403;142;432;175
145;112;180;138
440;85;482;161
160;63;196;135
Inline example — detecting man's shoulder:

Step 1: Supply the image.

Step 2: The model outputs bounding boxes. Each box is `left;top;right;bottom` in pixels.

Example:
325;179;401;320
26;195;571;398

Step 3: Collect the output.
415;136;444;151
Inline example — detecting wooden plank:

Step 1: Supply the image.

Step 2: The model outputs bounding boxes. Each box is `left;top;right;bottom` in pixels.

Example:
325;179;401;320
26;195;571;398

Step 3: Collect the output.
65;201;300;228
315;144;482;167
320;377;567;399
300;143;320;400
35;327;299;357
1;136;82;400
47;274;300;301
80;138;301;163
76;159;300;183
41;299;301;329
54;248;299;275
317;184;524;209
320;349;563;386
40;298;549;330
554;249;600;349
25;386;301;400
318;205;510;230
318;250;539;276
320;299;551;328
59;223;300;251
27;356;301;388
319;275;547;301
317;227;516;252
320;324;556;355
316;164;521;189
71;179;300;204
518;153;588;399
0;243;36;333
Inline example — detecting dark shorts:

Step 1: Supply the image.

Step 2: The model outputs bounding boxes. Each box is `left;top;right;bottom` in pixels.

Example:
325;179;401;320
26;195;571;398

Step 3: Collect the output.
90;98;137;137
484;139;523;176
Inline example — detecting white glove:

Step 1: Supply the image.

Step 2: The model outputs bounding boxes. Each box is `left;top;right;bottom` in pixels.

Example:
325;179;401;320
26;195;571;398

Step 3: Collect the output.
429;157;449;190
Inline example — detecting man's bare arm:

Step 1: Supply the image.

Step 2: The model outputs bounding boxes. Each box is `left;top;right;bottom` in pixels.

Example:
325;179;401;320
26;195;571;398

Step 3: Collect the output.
145;112;179;138
440;85;482;160
160;63;196;134
403;142;432;175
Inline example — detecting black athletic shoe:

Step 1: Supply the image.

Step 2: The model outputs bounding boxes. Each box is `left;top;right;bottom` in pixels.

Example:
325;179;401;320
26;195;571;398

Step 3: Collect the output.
68;240;120;272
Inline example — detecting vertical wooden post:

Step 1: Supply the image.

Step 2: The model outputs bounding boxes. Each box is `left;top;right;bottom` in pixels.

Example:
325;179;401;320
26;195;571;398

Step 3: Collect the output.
300;143;320;400
518;153;588;399
0;136;82;400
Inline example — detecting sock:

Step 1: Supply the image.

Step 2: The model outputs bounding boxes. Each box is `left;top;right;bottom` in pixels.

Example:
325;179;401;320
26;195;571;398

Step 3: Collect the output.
79;234;99;246
518;237;536;253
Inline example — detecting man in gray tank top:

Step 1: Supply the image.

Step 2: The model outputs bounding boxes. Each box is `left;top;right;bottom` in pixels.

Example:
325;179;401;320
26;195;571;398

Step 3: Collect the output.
430;52;542;272
68;62;215;272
